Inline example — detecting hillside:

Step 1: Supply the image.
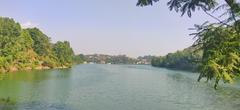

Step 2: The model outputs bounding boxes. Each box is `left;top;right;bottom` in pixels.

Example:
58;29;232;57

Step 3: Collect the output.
0;17;74;73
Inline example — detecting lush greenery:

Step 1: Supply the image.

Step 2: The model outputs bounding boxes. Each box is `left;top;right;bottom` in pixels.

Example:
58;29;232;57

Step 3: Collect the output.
195;24;240;89
151;47;202;72
0;17;74;73
53;41;74;67
73;54;86;64
137;0;240;88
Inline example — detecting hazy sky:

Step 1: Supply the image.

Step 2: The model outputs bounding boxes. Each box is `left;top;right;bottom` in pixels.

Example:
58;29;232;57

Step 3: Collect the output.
0;0;214;57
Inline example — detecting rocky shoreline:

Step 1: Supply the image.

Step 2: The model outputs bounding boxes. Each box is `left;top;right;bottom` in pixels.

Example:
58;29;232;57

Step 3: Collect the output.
0;65;70;73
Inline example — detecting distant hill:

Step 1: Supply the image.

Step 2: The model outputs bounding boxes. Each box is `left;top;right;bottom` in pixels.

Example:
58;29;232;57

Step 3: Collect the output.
74;54;154;65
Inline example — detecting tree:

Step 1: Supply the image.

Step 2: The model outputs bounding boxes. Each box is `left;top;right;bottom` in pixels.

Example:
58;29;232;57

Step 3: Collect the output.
0;17;21;57
0;17;22;69
26;28;52;56
137;0;239;18
73;54;86;64
14;29;39;68
194;25;240;89
151;47;201;71
0;17;75;72
137;0;240;88
26;28;58;68
53;41;74;67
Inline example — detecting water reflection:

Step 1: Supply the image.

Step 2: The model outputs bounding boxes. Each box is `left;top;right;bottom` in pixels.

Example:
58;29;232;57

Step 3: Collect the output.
0;69;72;82
0;99;77;110
0;69;73;110
0;65;240;110
0;97;16;110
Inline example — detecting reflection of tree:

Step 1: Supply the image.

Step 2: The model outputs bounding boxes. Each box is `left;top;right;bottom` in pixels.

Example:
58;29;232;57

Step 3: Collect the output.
20;68;73;105
44;69;72;104
0;73;9;81
0;68;72;84
0;69;73;108
20;69;73;104
0;97;17;110
52;68;72;79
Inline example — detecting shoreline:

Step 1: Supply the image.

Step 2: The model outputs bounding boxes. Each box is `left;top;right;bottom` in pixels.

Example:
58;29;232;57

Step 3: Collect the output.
0;65;70;74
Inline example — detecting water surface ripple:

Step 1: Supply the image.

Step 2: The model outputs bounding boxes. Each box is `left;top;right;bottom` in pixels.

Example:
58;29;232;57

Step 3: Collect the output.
0;64;240;110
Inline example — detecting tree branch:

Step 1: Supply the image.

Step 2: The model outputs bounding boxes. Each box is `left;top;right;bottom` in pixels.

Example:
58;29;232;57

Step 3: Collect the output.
203;10;231;27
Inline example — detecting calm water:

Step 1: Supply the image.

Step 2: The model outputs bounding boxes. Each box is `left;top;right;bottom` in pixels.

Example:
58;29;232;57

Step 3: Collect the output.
0;64;240;110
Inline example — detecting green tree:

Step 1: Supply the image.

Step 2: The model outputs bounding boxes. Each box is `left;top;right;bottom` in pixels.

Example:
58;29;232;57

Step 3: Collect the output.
137;0;239;18
137;0;240;88
0;17;22;70
73;54;86;64
26;28;57;68
14;29;39;68
53;41;74;67
26;28;52;56
0;17;75;72
0;17;21;57
151;47;201;71
194;25;240;89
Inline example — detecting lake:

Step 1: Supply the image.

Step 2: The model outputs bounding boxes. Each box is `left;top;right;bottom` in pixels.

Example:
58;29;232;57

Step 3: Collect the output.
0;64;240;110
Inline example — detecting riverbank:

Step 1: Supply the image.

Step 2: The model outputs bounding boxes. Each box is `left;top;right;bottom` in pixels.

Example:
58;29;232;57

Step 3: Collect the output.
0;65;70;73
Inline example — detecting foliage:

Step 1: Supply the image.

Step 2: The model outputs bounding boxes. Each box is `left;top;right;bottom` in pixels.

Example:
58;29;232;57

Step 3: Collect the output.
53;41;74;67
73;54;86;64
0;18;21;59
151;47;202;71
26;28;52;56
193;25;240;89
137;0;238;17
137;0;240;88
0;17;75;72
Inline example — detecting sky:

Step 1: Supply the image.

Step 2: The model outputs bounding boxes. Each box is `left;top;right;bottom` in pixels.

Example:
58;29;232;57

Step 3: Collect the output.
0;0;214;57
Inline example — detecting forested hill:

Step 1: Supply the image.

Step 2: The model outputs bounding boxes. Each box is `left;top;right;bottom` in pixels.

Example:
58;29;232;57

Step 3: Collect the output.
0;17;74;73
73;54;154;65
151;47;202;72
